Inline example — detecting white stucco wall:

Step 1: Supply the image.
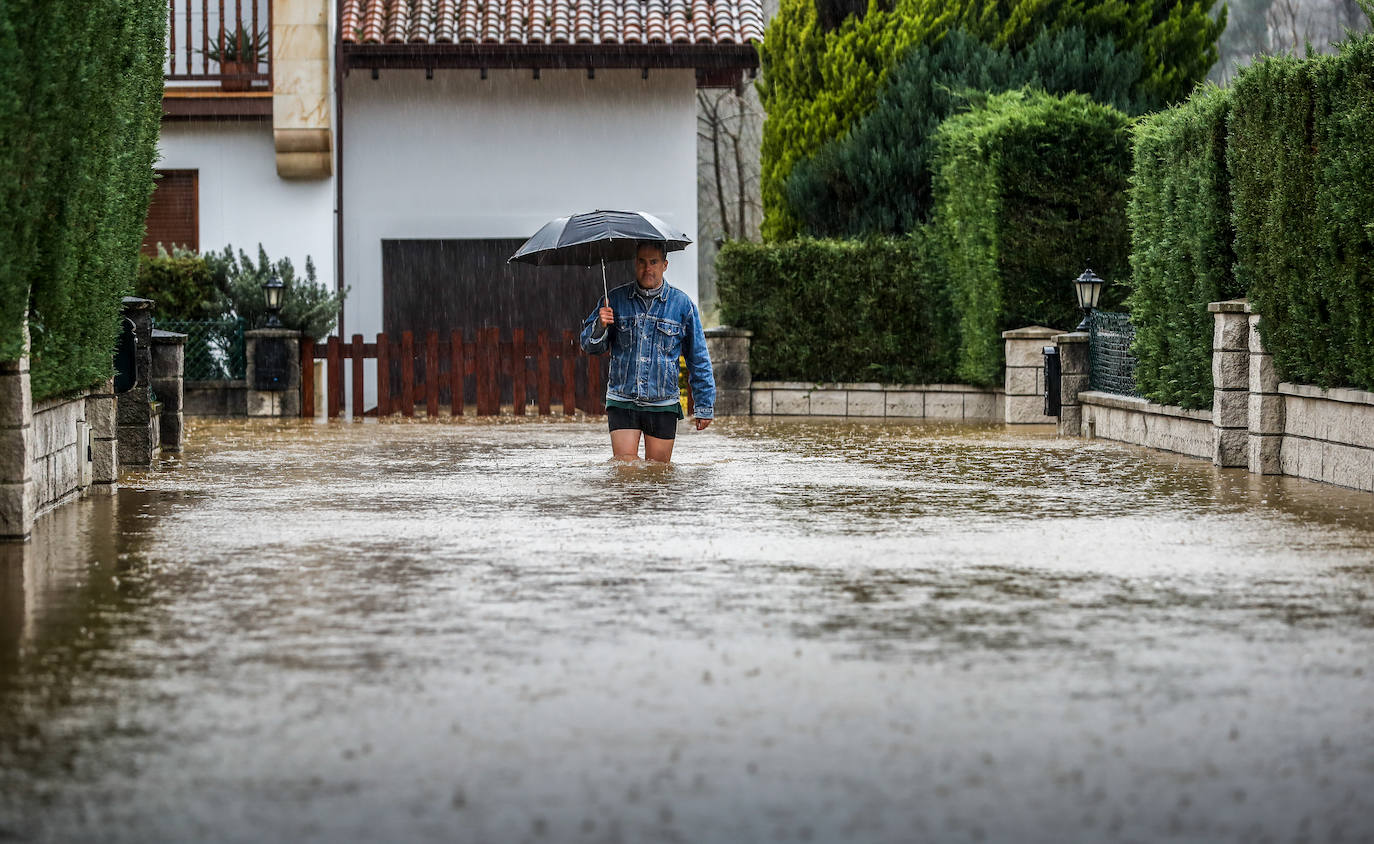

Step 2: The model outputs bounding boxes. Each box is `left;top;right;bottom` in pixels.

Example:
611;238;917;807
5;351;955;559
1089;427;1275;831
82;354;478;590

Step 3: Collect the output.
155;122;336;283
341;67;700;344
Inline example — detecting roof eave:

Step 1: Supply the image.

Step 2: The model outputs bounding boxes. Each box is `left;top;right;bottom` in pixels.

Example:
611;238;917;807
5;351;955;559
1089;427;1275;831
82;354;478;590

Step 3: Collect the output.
340;42;759;72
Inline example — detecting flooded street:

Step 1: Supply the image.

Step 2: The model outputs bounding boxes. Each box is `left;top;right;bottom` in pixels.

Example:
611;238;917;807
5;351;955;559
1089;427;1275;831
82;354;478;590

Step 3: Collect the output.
2;418;1373;843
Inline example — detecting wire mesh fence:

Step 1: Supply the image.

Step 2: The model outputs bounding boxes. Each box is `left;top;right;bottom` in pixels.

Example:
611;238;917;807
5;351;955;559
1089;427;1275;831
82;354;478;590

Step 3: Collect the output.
154;317;247;381
1087;311;1140;397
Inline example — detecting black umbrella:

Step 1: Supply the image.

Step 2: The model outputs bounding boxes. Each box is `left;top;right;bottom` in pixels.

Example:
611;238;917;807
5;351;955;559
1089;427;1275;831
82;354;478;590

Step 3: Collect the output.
508;210;692;303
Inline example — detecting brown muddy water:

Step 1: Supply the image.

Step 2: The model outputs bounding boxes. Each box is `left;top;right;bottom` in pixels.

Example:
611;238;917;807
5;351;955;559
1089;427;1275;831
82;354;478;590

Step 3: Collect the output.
2;417;1373;843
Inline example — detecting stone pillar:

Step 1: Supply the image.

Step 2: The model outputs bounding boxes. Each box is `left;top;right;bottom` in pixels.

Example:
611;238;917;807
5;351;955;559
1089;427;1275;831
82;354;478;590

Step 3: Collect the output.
1054;332;1090;437
703;326;752;416
0;323;34;541
85;378;118;495
117;297;160;471
1246;306;1283;474
245;329;303;417
1209;300;1250;468
273;0;333;179
1002;326;1063;424
151;330;186;453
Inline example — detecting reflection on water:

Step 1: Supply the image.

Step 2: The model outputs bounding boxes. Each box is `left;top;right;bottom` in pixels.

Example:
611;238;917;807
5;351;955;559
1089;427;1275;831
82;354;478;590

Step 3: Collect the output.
1;417;1373;843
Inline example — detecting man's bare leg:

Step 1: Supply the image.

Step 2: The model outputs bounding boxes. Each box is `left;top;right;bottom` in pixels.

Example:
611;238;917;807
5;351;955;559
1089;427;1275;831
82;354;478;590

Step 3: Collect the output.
610;429;642;460
643;434;675;463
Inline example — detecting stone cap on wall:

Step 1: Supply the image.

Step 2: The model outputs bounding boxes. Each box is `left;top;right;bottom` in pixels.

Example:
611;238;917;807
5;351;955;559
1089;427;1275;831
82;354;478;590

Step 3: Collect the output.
185;380;247;389
1053;331;1089;344
121;297;154;309
1078;390;1213;422
151;329;187;344
704;326;753;338
1207;299;1248;313
753;381;1000;393
245;328;305;339
1279;382;1374;406
1001;325;1064;339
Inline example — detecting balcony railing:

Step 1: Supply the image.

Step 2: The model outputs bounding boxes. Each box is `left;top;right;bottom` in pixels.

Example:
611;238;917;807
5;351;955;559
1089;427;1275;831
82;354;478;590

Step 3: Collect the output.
165;0;272;90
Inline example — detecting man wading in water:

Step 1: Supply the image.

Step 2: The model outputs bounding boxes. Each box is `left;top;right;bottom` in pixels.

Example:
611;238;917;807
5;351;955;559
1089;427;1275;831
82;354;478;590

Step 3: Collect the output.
580;241;715;463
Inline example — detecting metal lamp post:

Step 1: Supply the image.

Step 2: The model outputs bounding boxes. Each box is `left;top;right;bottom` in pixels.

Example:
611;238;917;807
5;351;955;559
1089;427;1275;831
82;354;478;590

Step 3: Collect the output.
1073;269;1104;331
262;273;284;328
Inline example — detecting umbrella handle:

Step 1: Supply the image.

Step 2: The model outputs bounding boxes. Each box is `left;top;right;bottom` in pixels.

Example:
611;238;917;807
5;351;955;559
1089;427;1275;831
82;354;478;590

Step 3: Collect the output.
601;258;609;307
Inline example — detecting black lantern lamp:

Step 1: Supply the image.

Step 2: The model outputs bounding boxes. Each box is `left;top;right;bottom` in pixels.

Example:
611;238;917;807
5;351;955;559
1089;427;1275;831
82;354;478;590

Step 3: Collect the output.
261;273;284;328
1073;268;1104;331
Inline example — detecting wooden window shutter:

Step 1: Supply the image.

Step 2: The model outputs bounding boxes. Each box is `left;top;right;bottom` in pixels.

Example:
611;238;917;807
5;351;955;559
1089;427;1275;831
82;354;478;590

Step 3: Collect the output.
141;169;199;256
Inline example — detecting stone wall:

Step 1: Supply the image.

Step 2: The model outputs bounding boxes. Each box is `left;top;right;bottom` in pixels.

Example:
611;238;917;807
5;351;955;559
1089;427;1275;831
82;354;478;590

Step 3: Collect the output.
1078;391;1214;460
751;382;1002;421
1279;384;1374;492
1;350;116;541
1062;300;1374;494
30;395;93;515
185;381;248;417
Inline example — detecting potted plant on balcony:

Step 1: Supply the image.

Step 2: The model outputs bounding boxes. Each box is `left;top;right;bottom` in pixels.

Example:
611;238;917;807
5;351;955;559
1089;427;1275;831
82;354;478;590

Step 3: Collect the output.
202;21;268;92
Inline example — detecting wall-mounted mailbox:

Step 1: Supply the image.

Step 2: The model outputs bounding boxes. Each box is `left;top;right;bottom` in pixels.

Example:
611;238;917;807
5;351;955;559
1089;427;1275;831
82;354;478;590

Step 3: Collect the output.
1043;345;1061;417
113;317;137;393
254;337;289;391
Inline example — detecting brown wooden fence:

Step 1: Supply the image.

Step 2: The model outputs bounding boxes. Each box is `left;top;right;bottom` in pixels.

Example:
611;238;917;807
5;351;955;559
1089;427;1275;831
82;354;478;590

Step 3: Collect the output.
301;328;607;419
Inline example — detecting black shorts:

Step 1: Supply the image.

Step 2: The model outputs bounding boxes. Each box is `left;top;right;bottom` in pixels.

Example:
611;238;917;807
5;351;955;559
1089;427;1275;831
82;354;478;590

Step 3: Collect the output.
607;406;678;440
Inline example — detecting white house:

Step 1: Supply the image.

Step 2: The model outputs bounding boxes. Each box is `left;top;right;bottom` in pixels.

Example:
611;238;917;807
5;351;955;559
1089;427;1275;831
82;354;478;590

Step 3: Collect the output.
148;0;760;412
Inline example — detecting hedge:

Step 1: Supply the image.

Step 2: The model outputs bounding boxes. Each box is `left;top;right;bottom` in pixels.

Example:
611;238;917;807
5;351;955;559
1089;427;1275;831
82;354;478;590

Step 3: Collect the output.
934;89;1132;386
1126;85;1240;410
1229;34;1374;392
137;247;225;321
0;1;166;400
716;233;958;384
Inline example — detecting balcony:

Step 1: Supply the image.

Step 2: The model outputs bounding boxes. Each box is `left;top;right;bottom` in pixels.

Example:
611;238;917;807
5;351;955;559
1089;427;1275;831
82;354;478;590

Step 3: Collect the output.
163;0;273;120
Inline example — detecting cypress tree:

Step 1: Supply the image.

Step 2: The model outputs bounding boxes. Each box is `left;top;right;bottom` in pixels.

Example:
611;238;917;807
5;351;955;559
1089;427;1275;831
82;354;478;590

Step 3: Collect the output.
786;26;1145;237
757;0;955;240
758;0;1226;240
0;0;166;397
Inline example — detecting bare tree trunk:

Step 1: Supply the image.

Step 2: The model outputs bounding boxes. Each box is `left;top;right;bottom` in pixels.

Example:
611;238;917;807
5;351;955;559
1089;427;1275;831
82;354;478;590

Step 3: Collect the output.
699;91;733;242
734;92;748;241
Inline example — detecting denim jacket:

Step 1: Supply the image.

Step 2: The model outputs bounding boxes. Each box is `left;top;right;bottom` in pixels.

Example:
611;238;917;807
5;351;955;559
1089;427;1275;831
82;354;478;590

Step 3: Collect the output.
579;282;716;418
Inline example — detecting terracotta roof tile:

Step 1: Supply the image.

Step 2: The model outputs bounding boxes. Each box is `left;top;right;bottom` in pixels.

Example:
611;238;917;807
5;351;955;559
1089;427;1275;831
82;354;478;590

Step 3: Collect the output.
342;0;763;47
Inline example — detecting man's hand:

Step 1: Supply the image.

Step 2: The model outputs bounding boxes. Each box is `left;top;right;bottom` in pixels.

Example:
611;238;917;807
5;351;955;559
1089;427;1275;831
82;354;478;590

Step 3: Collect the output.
598;299;614;327
694;417;712;431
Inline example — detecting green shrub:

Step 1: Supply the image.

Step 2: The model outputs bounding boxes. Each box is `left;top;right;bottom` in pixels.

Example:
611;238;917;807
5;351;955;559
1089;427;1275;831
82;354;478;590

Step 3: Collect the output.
716;233;958;384
0;0;166;400
137;246;226;321
786;27;1147;237
204;245;345;341
1126;85;1240;410
1229;34;1374;392
933;89;1133;386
